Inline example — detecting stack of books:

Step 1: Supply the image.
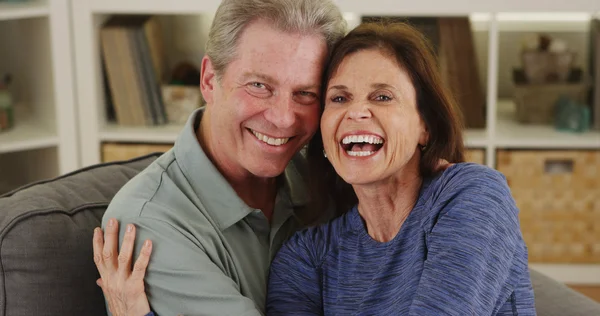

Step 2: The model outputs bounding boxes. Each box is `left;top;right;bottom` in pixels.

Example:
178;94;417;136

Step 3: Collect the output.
100;15;168;126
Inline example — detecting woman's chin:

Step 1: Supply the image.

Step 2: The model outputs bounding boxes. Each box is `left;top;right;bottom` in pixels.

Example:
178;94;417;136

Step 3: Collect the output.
339;173;381;187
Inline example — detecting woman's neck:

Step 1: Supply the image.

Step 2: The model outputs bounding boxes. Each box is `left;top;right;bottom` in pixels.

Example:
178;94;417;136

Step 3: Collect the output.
354;169;422;243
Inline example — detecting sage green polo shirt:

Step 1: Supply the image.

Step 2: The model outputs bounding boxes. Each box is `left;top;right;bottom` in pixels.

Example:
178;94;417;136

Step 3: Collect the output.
102;109;308;316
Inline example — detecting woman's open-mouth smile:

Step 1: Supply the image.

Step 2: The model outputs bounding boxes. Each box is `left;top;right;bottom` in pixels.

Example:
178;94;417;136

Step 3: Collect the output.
340;133;385;158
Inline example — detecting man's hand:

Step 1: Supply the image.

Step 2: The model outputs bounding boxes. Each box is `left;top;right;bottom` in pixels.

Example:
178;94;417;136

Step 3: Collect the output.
93;218;153;316
435;159;453;172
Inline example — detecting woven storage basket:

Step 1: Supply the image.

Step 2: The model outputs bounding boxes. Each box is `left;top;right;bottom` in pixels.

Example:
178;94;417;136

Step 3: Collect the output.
497;150;600;263
465;148;485;165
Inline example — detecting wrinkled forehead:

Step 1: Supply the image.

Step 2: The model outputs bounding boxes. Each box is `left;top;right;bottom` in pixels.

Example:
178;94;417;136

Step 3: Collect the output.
229;22;329;86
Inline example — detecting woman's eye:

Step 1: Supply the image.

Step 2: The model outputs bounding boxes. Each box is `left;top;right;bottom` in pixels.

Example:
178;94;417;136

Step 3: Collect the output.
331;96;346;103
374;95;392;101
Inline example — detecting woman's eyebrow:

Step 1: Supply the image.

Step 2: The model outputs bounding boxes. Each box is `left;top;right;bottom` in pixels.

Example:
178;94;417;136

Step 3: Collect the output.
371;83;396;90
327;84;348;92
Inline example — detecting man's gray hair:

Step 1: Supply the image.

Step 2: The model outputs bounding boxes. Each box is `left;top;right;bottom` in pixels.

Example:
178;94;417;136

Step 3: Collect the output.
206;0;347;79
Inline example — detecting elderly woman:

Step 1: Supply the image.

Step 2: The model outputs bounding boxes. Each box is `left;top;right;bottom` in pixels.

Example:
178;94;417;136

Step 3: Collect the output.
265;22;535;315
95;22;535;315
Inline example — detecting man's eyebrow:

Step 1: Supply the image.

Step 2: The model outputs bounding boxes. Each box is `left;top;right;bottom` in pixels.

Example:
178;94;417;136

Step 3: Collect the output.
240;72;279;85
297;84;321;91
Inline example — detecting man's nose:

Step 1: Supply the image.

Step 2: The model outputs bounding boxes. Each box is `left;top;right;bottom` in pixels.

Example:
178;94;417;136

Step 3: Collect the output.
264;94;296;129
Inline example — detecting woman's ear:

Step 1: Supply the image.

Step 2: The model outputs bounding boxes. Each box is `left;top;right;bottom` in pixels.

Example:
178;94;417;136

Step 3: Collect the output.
200;56;216;106
419;119;430;147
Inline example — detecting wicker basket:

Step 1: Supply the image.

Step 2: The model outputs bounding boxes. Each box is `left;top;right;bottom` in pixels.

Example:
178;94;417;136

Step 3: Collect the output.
497;150;600;263
465;148;485;165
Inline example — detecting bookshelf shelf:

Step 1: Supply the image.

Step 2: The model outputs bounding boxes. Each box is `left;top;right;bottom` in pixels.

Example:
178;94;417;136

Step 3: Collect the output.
464;129;489;147
100;122;182;143
0;1;49;21
88;0;220;14
495;100;600;149
335;0;600;16
0;116;57;154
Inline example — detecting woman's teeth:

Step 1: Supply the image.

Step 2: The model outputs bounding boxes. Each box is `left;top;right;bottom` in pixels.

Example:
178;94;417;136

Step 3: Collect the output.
251;130;290;146
347;151;377;157
342;135;384;145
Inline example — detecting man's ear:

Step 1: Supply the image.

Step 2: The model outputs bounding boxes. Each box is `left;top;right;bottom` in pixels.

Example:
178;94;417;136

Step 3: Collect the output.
200;55;216;106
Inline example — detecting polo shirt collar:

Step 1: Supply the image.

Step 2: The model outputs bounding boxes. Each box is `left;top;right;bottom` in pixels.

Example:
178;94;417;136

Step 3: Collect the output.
174;108;309;231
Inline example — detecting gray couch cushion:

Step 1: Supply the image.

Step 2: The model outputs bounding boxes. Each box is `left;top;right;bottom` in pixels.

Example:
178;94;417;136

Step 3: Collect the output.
531;269;600;316
0;153;159;316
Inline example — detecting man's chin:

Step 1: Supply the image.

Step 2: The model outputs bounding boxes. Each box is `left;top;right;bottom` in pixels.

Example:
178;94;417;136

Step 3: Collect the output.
247;162;289;179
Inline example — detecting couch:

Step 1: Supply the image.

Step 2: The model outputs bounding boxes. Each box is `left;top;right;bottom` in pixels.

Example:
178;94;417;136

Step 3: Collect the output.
0;153;598;316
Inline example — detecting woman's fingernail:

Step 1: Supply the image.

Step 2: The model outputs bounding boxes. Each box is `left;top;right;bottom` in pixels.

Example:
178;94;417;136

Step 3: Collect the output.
108;219;114;227
127;224;133;232
145;240;151;247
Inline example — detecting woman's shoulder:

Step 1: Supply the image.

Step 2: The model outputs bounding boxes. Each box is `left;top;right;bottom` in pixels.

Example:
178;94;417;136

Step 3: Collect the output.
421;162;518;225
426;162;510;198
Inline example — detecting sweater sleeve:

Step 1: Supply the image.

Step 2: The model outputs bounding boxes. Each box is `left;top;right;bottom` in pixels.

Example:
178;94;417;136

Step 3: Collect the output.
266;230;323;315
408;168;526;316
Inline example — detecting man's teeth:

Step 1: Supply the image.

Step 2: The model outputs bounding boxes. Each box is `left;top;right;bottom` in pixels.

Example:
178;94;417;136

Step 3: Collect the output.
251;130;289;146
341;135;384;145
347;151;376;157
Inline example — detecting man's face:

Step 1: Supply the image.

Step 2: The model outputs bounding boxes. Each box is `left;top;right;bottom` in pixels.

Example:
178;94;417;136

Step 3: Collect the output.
200;19;326;179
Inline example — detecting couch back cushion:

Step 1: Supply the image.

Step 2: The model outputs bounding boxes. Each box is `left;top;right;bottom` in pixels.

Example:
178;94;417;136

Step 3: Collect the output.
0;154;159;316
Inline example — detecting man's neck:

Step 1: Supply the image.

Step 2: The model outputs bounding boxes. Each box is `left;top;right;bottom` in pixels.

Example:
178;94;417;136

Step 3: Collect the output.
196;115;278;222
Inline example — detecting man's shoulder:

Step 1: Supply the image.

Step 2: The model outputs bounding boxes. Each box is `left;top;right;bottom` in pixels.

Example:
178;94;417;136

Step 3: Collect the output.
102;151;190;223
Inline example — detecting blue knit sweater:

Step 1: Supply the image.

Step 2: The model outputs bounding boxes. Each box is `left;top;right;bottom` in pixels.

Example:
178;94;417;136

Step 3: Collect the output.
266;163;536;315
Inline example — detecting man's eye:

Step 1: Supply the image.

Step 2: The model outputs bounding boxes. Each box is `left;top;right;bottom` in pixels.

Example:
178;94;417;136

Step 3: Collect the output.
294;91;318;105
298;91;314;97
250;82;266;89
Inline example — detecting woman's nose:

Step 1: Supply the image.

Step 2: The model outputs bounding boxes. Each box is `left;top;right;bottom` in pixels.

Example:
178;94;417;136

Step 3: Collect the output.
346;101;372;121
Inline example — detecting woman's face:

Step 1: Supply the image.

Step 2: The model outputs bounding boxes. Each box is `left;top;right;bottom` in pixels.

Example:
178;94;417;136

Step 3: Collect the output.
321;49;428;185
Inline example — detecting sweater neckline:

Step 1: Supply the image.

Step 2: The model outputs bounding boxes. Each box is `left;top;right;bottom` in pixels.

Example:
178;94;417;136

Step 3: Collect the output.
347;177;432;248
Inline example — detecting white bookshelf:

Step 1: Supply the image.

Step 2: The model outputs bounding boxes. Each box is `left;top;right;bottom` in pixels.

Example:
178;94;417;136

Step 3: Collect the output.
0;0;79;193
71;0;600;284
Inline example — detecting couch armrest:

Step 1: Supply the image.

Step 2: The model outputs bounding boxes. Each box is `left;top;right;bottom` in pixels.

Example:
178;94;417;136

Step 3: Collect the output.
531;268;600;316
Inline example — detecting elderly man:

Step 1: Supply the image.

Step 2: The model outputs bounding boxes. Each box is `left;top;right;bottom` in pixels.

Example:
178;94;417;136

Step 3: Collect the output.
94;0;347;315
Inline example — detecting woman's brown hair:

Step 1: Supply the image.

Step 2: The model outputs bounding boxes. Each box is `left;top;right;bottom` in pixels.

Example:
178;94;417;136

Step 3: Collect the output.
305;21;466;223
